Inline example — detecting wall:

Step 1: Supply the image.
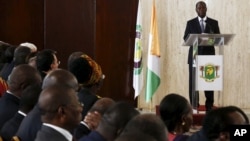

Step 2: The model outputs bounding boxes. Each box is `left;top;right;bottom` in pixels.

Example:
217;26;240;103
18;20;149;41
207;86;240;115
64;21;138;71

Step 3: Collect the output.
0;0;138;105
138;0;250;111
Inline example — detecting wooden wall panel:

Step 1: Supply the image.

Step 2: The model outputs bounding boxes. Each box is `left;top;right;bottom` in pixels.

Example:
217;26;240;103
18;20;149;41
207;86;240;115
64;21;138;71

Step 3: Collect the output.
95;0;138;105
0;0;139;106
0;0;44;49
45;0;95;69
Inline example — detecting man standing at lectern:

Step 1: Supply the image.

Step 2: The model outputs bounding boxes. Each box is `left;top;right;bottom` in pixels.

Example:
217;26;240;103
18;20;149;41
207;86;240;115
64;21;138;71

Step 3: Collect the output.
183;1;220;112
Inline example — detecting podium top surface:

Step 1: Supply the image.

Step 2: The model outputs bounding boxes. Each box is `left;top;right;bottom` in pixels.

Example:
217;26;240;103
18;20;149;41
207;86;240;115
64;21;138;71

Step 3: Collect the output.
182;34;236;46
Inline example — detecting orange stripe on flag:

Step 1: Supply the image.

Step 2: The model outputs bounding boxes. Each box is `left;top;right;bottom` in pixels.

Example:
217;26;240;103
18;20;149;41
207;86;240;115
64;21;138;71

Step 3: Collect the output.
150;0;160;57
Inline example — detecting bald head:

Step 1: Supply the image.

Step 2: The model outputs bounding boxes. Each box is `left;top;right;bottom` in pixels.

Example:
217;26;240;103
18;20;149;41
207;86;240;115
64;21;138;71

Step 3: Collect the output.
98;102;139;136
39;85;82;131
39;86;75;116
121;114;168;141
89;97;115;115
42;69;78;91
8;64;42;97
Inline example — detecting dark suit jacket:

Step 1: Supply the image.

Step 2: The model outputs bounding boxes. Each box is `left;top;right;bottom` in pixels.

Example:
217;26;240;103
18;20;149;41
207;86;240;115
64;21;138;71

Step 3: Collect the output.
0;61;14;81
16;105;42;141
0;112;25;141
35;125;69;141
78;88;99;119
183;17;220;64
186;129;209;141
74;122;91;140
0;92;20;129
78;131;106;141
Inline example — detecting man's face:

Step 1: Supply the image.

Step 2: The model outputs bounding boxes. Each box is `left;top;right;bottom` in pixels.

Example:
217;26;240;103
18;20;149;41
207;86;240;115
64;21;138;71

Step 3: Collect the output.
196;2;207;18
51;54;60;70
63;90;83;130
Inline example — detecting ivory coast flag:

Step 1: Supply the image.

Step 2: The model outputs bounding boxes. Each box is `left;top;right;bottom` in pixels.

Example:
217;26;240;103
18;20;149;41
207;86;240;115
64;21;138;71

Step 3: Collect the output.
146;0;160;102
133;0;143;98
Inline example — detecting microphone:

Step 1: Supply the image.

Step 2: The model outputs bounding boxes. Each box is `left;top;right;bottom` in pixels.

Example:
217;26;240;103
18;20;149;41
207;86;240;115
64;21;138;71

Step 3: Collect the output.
205;20;214;34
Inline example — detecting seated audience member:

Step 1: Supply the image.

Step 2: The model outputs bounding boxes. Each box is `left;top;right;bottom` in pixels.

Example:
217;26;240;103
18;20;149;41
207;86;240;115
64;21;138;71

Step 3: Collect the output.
0;41;12;71
159;93;193;141
16;69;78;141
119;113;168;141
187;106;249;141
35;85;83;141
36;49;60;80
0;45;15;97
0;84;41;141
19;42;37;53
115;132;157;141
19;42;37;68
26;52;38;68
68;54;104;118
13;46;32;67
67;51;84;70
0;45;32;83
0;64;42;129
78;101;140;141
74;97;115;140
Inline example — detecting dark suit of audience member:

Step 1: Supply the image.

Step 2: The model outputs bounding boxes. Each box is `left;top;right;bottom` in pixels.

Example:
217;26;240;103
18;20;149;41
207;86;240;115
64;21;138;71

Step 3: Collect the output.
187;106;249;141
74;97;115;140
78;102;139;141
183;1;220;111
36;49;60;80
68;54;104;118
0;91;19;129
35;85;83;141
0;64;41;129
0;45;15;82
16;69;78;141
0;84;41;141
0;45;16;97
0;41;11;71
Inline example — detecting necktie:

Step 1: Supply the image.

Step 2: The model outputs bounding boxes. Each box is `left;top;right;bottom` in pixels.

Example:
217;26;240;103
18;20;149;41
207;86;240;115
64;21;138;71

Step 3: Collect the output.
200;19;205;33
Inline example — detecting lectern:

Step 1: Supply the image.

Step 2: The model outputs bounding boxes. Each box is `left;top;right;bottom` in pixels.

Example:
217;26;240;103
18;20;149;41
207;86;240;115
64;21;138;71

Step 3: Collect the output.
183;34;235;112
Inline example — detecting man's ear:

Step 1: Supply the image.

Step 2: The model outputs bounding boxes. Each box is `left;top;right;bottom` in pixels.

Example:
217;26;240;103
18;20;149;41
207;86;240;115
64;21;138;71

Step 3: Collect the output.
218;132;230;141
58;106;68;117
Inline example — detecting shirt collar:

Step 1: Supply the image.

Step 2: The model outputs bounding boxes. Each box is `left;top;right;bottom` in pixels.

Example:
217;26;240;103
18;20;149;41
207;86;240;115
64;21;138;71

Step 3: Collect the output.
80;121;90;129
18;110;27;117
6;90;20;99
43;123;73;141
198;16;207;22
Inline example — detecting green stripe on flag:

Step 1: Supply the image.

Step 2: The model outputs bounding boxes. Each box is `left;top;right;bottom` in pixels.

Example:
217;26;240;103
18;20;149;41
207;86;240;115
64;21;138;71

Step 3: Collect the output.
134;67;143;75
146;68;160;102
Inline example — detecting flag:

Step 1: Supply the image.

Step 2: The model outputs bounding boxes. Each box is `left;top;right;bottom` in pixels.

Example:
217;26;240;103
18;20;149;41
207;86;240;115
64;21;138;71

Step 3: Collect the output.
133;0;143;98
146;0;160;102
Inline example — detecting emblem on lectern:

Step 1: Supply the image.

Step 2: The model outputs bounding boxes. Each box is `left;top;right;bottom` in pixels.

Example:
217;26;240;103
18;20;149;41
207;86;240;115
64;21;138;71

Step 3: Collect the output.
200;64;220;82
